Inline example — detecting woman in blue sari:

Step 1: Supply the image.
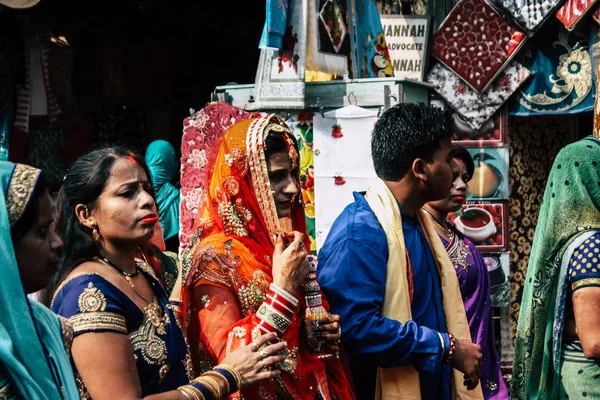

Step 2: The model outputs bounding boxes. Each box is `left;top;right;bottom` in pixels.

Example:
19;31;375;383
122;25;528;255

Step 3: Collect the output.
46;147;287;399
0;161;79;399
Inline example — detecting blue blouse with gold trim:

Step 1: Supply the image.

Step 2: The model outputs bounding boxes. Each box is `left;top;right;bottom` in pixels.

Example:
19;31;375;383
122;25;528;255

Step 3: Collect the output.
51;261;192;398
568;233;600;292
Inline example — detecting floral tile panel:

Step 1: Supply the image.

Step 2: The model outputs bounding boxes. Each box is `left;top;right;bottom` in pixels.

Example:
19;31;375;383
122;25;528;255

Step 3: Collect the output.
556;0;599;30
432;0;527;92
427;61;532;130
491;0;565;33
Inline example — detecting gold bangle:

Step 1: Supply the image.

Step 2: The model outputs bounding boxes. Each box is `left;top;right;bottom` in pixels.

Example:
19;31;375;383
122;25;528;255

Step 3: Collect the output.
216;364;243;389
178;385;204;400
178;388;193;400
195;376;223;399
203;371;230;394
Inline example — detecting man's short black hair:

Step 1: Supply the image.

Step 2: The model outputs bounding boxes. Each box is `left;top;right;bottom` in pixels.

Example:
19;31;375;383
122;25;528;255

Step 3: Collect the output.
371;103;453;181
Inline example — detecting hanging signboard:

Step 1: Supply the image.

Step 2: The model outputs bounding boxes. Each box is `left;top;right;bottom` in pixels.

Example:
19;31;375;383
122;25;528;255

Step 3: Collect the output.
380;15;431;81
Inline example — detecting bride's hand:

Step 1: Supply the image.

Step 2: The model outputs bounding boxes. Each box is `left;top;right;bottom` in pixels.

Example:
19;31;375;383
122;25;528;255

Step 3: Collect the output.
272;232;310;293
316;314;342;352
219;332;287;388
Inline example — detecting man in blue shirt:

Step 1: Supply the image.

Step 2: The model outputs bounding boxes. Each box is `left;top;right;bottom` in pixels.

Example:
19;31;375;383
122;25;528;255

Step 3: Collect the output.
317;103;482;399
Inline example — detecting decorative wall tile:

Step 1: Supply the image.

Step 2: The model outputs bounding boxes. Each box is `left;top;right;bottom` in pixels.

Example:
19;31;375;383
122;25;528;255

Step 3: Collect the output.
432;0;526;92
427;61;531;129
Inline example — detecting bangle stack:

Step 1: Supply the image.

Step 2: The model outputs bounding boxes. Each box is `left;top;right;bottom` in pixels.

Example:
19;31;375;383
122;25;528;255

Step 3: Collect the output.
446;333;457;364
214;364;242;392
177;364;243;400
178;383;212;400
256;283;299;335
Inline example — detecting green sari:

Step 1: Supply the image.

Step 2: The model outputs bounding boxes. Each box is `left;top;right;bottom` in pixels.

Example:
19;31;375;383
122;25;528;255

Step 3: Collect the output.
513;136;600;399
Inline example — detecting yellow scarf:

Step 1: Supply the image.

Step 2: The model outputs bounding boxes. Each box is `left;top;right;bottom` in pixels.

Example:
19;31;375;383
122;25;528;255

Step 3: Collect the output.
365;178;483;400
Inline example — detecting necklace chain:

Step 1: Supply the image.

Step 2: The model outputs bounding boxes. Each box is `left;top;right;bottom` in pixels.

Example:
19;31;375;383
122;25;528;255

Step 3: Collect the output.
96;257;154;304
422;208;455;240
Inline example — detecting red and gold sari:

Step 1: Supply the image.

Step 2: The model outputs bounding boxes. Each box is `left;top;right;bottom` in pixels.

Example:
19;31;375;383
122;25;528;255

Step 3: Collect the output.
179;114;354;399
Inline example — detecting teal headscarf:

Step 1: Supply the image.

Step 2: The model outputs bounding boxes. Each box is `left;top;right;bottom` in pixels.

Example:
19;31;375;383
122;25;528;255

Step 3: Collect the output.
0;161;79;399
145;140;181;240
513;136;600;399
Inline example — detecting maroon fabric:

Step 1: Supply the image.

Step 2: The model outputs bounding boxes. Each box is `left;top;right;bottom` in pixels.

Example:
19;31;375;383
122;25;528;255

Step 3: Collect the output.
432;0;527;92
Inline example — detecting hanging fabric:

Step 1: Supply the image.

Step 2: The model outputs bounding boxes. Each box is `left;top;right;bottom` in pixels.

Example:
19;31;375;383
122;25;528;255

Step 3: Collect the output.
347;0;394;78
306;0;349;76
509;21;598;115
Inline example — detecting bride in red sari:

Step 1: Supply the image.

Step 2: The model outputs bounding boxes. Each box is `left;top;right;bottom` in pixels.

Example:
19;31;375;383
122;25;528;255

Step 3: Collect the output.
178;113;355;399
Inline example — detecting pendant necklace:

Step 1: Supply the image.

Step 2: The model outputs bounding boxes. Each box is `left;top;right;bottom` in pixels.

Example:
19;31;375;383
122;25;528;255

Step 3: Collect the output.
421;208;455;240
99;257;140;287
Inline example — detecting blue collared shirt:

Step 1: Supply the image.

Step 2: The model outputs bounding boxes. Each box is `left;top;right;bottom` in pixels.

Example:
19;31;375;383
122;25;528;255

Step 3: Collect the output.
318;192;451;399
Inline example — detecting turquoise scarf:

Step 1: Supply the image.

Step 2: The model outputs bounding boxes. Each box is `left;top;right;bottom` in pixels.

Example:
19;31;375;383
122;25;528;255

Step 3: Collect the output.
0;161;79;399
145;140;181;241
513;136;600;399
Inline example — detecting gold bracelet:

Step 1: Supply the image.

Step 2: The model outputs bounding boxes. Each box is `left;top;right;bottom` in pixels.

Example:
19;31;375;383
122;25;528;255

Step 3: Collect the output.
195;376;223;399
178;385;204;400
203;371;230;394
215;364;243;390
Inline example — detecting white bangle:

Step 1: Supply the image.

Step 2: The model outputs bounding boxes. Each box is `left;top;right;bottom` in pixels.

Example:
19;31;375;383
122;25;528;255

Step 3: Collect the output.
178;389;192;400
269;283;299;307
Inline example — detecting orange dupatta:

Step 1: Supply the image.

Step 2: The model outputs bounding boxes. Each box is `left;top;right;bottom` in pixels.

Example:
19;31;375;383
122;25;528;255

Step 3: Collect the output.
179;115;354;399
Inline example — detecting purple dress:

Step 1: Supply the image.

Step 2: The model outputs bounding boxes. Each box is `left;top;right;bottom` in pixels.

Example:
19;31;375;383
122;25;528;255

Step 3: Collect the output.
440;230;508;400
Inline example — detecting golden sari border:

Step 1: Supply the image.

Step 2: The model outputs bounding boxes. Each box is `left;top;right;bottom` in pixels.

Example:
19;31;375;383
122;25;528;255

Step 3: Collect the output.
7;163;41;227
246;115;282;238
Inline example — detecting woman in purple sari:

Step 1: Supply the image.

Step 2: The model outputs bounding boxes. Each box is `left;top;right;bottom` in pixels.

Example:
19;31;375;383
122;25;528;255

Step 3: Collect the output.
422;144;508;400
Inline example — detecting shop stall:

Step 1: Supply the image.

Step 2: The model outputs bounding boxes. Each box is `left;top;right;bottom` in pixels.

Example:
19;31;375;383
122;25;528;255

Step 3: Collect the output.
180;0;598;385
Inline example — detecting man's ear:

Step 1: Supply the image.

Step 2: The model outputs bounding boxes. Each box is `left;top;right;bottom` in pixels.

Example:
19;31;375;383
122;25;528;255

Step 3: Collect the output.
412;158;428;183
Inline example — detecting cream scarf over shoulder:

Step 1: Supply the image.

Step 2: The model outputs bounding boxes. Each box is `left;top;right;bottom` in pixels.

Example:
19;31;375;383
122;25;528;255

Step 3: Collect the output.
365;178;483;400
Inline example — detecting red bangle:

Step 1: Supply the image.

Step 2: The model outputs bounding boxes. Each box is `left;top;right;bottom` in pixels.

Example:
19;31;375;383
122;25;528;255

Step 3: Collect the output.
446;333;456;363
266;291;297;316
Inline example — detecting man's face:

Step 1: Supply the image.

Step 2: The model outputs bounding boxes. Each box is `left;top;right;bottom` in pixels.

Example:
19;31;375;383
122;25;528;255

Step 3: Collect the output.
423;138;455;202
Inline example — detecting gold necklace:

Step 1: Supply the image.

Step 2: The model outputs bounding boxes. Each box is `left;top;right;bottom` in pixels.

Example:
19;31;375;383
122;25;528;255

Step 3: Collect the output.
96;257;155;305
422;208;455;240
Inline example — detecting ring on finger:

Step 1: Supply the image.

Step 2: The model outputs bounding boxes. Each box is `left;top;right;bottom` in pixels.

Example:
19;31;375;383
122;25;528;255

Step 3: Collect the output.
260;349;269;359
251;341;258;351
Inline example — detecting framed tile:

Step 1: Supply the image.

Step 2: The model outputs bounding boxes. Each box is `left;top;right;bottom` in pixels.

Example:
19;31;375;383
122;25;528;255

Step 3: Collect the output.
448;200;509;252
465;147;510;200
431;94;508;147
427;61;531;130
483;252;510;307
432;0;527;92
556;0;599;30
491;0;565;33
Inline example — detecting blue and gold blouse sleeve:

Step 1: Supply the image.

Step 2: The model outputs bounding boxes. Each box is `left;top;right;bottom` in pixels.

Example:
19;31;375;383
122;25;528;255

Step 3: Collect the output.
51;274;128;337
568;233;600;292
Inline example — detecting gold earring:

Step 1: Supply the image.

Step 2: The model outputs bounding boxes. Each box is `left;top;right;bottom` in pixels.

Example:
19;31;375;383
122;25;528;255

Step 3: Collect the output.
86;218;100;242
92;225;100;242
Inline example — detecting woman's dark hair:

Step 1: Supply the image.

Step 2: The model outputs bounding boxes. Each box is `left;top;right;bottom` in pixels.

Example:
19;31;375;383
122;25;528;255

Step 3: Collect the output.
42;147;148;306
449;144;475;179
371;103;453;181
265;131;296;155
11;172;48;243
